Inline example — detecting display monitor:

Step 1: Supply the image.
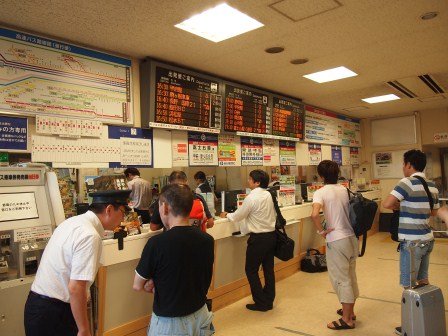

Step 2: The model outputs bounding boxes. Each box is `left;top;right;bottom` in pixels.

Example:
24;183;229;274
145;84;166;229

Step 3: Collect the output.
222;189;246;213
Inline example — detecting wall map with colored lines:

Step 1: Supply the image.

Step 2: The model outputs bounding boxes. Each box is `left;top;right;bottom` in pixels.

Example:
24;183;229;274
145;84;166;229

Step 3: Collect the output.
0;27;133;124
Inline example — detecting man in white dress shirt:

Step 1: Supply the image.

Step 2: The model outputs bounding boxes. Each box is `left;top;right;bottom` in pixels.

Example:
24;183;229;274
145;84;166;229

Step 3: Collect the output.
24;190;131;336
220;169;276;312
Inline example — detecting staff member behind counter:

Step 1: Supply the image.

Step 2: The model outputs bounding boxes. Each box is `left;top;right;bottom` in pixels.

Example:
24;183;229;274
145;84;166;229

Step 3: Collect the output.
150;171;214;232
124;167;152;224
24;190;131;336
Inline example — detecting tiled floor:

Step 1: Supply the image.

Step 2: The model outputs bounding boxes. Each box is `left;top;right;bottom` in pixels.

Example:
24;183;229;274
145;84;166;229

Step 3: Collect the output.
212;232;448;335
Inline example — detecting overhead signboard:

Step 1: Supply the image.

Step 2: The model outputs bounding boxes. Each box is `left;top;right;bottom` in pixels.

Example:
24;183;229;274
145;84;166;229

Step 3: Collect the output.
272;96;304;139
223;83;271;135
141;59;222;133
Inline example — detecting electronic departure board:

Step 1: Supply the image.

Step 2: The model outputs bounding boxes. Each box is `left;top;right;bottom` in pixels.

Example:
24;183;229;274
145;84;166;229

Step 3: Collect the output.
142;59;222;133
272;97;304;139
224;84;271;135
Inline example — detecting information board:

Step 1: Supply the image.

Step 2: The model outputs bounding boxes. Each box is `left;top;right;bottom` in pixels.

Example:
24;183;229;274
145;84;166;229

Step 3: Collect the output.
305;105;361;146
0;27;133;124
272;97;304;139
143;60;222;133
224;83;271;135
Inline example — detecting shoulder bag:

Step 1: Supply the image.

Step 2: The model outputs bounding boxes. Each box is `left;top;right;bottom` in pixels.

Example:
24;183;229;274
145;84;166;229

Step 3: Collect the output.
269;190;294;261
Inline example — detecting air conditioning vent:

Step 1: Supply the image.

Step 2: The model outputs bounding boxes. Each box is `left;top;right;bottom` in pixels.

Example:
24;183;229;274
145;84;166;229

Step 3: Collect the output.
418;74;444;94
386;74;445;98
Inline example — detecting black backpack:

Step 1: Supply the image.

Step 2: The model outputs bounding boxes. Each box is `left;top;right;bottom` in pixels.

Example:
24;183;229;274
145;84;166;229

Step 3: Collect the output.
347;189;378;257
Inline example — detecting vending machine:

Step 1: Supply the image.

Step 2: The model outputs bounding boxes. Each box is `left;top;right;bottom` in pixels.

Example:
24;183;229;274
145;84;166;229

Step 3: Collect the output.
0;165;64;336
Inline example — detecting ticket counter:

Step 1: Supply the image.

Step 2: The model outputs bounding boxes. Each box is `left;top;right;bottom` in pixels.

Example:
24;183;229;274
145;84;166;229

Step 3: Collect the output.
95;190;381;336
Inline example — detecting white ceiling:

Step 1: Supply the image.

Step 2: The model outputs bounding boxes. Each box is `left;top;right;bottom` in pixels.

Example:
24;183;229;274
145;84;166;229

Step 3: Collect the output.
1;0;448;120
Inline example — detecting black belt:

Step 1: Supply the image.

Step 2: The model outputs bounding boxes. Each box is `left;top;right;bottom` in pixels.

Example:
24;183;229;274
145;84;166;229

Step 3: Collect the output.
30;291;68;305
250;231;276;235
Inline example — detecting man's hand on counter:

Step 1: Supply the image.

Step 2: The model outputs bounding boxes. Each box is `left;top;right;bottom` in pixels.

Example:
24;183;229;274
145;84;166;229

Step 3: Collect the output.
219;212;228;218
206;218;214;229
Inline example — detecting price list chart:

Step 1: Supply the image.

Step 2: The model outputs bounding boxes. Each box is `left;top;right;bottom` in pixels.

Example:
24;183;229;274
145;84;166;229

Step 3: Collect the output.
224;84;271;135
272;97;304;139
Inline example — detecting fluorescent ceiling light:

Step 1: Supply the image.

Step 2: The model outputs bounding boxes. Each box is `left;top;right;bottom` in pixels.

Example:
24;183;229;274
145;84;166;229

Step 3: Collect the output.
362;94;400;104
303;66;358;83
175;4;264;43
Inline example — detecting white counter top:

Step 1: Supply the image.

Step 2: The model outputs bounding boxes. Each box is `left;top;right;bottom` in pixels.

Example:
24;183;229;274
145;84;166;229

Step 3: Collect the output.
100;190;381;266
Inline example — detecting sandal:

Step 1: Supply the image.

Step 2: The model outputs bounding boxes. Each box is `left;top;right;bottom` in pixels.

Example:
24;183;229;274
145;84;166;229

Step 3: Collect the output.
327;318;355;330
337;308;356;320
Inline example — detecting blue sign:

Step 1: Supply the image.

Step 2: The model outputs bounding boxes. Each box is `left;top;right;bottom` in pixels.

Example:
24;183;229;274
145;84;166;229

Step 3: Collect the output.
0;116;28;150
331;146;342;165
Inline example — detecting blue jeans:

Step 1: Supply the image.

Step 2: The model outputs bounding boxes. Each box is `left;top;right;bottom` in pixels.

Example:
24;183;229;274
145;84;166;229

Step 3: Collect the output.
399;240;434;287
148;304;214;336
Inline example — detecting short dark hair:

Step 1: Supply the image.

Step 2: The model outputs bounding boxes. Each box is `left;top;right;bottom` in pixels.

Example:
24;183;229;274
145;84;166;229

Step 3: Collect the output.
194;171;206;182
169;170;187;183
249;169;269;188
124;167;140;177
159;184;193;217
403;149;426;172
317;160;339;184
88;203;121;214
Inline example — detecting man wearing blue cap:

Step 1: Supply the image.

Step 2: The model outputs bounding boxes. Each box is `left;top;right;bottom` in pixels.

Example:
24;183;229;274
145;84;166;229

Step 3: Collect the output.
24;189;131;336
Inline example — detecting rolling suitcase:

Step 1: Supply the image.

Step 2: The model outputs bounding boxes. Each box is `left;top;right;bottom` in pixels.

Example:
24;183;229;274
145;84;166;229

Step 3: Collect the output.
401;241;446;336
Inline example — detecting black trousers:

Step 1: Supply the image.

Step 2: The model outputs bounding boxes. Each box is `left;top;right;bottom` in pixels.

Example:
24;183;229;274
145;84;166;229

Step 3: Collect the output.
245;231;277;309
24;291;78;336
135;208;151;224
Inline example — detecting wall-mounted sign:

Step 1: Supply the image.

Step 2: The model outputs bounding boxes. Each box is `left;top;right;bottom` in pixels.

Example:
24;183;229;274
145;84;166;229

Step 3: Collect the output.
305;105;361;146
0;27;132;124
188;132;218;166
0;116;27;150
272;96;304;139
241;137;263;166
142;60;222;133
224;83;271;135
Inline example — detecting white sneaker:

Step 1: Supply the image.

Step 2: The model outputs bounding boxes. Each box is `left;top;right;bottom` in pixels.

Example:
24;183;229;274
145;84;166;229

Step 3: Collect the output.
394;326;402;335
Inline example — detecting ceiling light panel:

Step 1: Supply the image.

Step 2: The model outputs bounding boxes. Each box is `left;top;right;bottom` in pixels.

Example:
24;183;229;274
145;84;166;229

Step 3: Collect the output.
362;94;400;104
175;4;264;43
303;66;357;83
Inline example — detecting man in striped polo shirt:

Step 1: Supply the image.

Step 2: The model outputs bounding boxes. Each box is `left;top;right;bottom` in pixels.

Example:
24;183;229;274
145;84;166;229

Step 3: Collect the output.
383;149;440;335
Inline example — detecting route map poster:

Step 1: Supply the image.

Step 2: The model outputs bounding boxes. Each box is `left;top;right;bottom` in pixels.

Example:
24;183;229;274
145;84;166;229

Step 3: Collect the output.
0;27;133;125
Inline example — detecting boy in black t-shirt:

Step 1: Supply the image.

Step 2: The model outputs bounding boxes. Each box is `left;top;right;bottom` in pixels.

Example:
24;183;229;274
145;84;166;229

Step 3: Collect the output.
133;184;215;335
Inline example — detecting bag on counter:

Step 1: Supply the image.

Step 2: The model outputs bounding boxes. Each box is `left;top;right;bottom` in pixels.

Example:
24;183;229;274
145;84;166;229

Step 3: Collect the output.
300;248;327;273
275;226;294;261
